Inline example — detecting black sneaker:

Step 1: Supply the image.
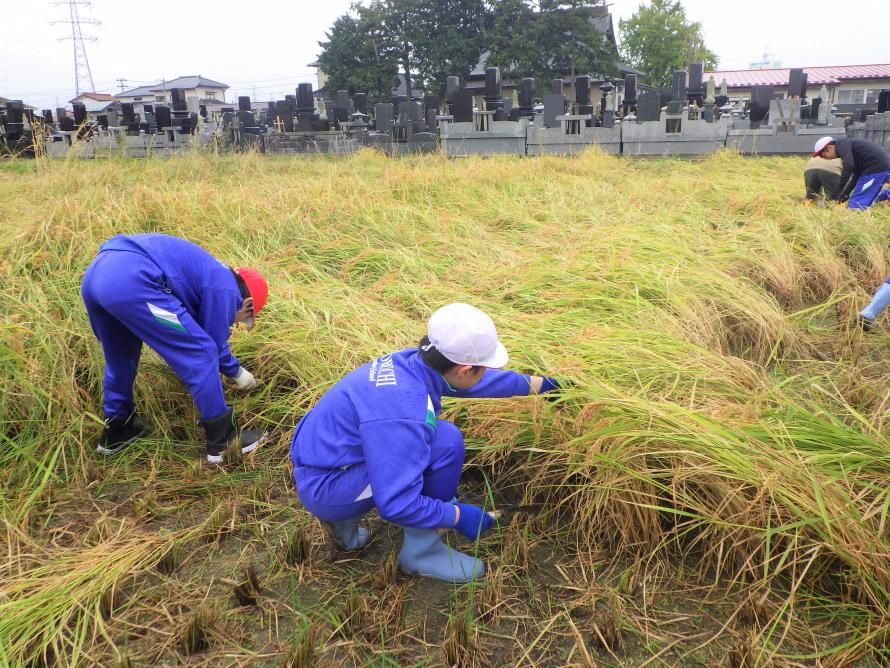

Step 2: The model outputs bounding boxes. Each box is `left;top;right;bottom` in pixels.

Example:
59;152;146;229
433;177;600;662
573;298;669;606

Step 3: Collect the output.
201;407;267;464
97;411;147;455
858;316;874;332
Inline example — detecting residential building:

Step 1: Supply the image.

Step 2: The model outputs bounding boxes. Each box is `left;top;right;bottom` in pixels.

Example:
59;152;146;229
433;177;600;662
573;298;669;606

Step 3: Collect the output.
702;64;890;113
69;92;118;115
117;75;229;111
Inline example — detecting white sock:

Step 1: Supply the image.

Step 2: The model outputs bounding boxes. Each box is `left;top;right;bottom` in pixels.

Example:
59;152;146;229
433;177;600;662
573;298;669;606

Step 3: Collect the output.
860;281;890;320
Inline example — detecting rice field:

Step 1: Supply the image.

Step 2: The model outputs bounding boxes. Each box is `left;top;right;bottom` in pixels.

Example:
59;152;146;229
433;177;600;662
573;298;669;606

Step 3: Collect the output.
1;149;888;667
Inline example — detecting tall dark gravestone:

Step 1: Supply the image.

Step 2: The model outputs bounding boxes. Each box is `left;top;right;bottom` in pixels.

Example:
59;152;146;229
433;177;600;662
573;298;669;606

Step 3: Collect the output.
238;96;251;112
623;74;637;116
445;76;460;107
543;94;564;128
452;90;474;123
788;68;806;98
551;79;563;95
296;84;315;114
878;90;890;114
484;67;503;116
749;86;774;128
154;105;172;130
170;88;187;112
636;90;661;122
669;70;686;114
42;109;54;125
72;103;87;126
575;75;592;115
353;93;368;115
687;63;703;107
374;103;393;132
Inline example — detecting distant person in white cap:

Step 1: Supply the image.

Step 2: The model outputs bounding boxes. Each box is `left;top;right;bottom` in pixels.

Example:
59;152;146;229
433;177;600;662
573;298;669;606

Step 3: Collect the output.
812;136;890;210
288;303;561;583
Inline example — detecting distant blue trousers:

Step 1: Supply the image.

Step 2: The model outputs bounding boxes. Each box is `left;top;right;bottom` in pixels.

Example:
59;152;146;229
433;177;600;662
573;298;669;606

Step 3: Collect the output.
847;171;890;210
81;250;228;421
294;419;464;522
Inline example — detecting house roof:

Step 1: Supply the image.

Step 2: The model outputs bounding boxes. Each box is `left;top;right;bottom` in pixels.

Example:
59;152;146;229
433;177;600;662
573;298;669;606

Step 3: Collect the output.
69;92;117;102
120;75;229;97
703;64;890;89
0;96;36;109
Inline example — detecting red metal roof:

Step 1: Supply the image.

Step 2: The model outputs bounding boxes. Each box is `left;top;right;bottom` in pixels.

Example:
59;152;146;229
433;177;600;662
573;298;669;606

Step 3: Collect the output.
703;64;890;88
69;92;117;102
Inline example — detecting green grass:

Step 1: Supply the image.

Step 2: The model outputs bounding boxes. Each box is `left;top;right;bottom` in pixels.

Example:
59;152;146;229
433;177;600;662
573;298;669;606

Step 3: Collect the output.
0;149;888;666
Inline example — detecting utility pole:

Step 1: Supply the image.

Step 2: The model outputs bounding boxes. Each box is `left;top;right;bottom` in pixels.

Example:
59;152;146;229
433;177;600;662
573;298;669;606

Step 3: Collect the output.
53;0;100;95
116;78;127;94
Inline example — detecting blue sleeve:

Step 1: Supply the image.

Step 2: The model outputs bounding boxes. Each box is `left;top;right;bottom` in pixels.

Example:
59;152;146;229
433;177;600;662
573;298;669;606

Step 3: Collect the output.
198;287;241;377
445;368;532;398
359;418;455;529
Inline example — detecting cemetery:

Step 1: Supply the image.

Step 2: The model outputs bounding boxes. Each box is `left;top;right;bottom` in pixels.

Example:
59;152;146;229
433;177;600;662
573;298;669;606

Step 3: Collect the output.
3;64;888;160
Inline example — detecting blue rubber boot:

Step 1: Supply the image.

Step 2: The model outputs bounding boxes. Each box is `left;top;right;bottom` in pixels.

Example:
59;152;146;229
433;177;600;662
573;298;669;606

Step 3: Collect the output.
321;517;369;551
860;282;890;323
397;526;485;583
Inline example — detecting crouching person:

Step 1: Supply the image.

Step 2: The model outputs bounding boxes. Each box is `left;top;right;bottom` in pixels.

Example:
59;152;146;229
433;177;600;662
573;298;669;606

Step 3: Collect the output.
81;233;268;462
290;303;560;582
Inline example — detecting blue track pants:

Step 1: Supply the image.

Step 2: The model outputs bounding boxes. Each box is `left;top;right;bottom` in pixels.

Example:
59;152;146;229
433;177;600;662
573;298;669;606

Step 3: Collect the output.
294;419;465;523
81;251;228;421
847;171;890;210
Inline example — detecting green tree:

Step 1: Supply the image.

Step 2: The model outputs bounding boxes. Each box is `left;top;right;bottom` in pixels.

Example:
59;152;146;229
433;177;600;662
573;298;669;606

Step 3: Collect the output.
318;1;490;98
487;0;617;84
618;0;717;88
317;4;400;97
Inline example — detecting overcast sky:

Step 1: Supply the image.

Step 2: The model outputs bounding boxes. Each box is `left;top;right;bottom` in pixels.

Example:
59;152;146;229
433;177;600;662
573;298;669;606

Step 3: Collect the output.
1;0;888;109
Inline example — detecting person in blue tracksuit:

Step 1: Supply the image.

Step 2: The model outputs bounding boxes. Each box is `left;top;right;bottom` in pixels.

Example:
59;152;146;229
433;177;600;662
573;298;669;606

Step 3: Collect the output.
81;233;269;462
859;276;890;331
813;136;890;210
290;303;561;583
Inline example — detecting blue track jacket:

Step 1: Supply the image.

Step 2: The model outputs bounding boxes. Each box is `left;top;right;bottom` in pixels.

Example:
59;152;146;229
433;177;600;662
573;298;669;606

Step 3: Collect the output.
100;233;243;377
290;349;533;528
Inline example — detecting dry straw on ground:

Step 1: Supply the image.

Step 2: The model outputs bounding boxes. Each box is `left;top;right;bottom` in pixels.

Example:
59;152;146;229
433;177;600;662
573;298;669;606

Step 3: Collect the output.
0;149;888;666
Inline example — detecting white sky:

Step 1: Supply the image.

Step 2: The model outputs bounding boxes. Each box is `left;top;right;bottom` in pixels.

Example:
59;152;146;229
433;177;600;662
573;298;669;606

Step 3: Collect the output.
1;0;888;109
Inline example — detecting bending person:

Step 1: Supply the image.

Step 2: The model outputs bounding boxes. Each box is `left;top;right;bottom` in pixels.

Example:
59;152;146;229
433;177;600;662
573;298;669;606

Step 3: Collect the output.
81;233;268;462
813;136;890;210
289;303;560;583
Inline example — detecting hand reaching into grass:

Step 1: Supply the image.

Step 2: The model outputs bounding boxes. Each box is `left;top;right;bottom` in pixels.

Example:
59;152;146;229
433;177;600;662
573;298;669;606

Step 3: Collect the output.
233;367;258;392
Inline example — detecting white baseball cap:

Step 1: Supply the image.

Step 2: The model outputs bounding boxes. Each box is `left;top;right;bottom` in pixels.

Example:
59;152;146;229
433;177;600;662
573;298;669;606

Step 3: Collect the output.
812;136;834;156
427;303;509;368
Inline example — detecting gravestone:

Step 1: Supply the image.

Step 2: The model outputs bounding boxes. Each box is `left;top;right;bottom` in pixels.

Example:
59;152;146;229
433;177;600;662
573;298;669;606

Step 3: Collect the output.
154;105;172;130
749;85;773;128
353;93;368;115
374;102;393;132
877;90;890;114
72;103;87;126
452;90;474;123
575;75;592;115
42;109;54;125
788;68;806;98
445;76;460;107
687;63;703;107
296;84;315;114
238;96;251;112
484;67;503;117
552;79;563;95
171;89;187;112
518;77;536;118
543;94;565;128
623;74;637;116
97;114;108;129
199;105;207;118
669;70;686;114
636;90;661;122
274;100;295;132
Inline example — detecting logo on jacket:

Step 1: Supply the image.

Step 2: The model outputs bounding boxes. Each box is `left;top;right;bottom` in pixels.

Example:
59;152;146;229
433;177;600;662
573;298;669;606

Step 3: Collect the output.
368;353;397;387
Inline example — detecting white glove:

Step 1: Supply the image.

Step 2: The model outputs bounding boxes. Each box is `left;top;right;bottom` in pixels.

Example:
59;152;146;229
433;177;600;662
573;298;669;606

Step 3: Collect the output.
233;367;257;391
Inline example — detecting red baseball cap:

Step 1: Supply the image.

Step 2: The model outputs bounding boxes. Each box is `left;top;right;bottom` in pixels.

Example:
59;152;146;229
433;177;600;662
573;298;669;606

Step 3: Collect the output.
234;267;268;328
